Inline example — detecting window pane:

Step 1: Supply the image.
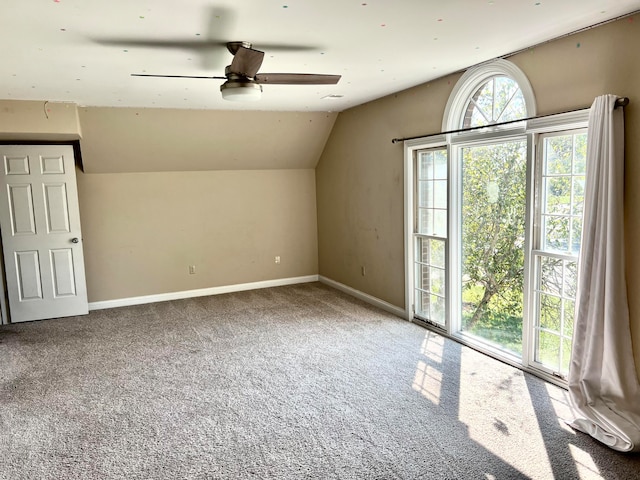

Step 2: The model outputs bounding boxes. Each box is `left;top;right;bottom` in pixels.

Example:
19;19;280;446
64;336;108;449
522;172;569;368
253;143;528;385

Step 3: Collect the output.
462;76;526;128
430;267;445;295
416;237;432;264
417;262;429;286
434;151;447;179
539;293;561;331
460;140;526;356
498;91;526;123
533;253;578;376
573;134;587;174
418;208;433;235
572;176;585;216
561;337;572;374
473;81;494;123
565;261;578;298
433;210;447;237
433;180;447;209
494;76;519;120
419;153;434;180
430;238;445;268
545;177;571;215
414;234;447;328
416;290;431;318
540;256;562;296
570;217;582;254
470;108;489;127
537;330;561;369
545;136;573;175
543;215;569;252
563;299;575;337
432;295;446;325
419;180;433;208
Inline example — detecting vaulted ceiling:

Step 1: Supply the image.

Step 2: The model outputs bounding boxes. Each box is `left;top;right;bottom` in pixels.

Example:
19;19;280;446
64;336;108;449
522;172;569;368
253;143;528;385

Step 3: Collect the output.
2;0;639;112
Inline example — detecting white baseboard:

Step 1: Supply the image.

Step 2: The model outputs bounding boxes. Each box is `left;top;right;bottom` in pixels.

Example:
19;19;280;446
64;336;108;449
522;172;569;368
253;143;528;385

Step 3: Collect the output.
318;276;406;318
88;275;319;311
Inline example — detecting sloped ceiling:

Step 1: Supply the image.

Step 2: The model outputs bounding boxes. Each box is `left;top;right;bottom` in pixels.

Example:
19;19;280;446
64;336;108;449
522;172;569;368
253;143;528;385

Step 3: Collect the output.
77;107;337;173
1;0;639;112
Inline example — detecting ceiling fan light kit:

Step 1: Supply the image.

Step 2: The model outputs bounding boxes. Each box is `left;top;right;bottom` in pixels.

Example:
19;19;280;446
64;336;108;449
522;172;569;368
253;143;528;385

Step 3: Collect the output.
220;80;262;101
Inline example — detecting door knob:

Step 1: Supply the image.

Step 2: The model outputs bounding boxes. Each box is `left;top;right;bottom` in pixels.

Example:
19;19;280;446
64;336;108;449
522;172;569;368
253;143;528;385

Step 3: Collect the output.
71;237;79;244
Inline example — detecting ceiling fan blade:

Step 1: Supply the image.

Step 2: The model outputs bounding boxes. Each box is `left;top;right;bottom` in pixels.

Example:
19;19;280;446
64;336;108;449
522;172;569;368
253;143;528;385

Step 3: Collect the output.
254;73;341;85
94;38;318;53
131;74;226;80
230;46;265;78
94;39;233;52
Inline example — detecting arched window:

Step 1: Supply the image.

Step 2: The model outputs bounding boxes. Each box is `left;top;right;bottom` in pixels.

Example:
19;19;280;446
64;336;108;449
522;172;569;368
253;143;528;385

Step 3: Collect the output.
442;59;536;132
461;75;527;128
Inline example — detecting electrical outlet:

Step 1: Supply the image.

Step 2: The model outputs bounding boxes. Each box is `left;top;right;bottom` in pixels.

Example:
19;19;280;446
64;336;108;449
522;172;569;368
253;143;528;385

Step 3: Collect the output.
189;265;196;274
275;256;281;264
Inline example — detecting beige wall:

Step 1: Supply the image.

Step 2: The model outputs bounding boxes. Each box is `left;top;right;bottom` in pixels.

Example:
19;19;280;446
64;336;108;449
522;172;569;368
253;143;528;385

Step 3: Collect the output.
78;107;337;173
77;168;317;302
0;100;80;141
0;103;325;304
73;107;331;301
316;72;460;307
316;16;640;368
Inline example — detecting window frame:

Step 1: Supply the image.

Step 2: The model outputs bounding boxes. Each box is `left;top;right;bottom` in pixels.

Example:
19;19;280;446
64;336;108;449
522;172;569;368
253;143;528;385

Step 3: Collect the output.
403;59;591;387
442;59;537;132
413;146;450;329
529;127;588;379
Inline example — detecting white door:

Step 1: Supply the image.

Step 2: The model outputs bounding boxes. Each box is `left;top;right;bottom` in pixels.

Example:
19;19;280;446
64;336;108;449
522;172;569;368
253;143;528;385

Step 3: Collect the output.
0;145;88;322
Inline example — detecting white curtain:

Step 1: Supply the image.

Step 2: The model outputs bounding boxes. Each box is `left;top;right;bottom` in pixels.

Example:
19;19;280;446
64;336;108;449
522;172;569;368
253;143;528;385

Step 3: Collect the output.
568;94;640;452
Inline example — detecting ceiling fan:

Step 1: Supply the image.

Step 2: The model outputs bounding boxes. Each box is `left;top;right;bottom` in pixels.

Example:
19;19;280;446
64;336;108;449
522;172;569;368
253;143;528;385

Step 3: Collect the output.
131;41;341;101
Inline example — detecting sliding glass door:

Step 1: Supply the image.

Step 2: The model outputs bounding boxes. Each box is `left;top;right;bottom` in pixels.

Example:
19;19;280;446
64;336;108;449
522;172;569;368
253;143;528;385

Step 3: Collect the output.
459;139;527;356
408;128;587;382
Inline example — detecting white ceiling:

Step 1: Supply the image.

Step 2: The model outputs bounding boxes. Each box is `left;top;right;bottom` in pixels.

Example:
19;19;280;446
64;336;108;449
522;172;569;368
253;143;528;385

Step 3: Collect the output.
2;0;639;112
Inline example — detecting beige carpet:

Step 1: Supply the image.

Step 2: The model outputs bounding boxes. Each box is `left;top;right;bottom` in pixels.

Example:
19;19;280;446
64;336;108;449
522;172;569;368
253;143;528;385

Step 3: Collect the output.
1;282;638;479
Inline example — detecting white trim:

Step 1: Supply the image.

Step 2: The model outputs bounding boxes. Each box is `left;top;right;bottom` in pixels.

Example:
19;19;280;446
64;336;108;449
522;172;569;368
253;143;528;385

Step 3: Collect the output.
404;141;414;321
448;124;527;145
521;132;536;371
443;59;537;132
88;275;319;311
318;275;406;319
404;135;448;322
404;134;447;149
526;108;589;133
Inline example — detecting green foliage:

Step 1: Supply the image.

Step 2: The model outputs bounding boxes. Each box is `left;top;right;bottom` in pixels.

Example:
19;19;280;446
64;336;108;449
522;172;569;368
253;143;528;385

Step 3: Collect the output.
461;140;527;331
462;284;523;354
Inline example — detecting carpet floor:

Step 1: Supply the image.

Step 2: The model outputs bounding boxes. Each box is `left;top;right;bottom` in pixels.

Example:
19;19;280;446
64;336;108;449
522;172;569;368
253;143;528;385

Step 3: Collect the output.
1;282;639;479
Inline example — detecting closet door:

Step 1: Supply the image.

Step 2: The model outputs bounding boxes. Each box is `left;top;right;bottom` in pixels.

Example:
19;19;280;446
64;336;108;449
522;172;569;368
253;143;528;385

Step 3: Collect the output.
0;145;88;322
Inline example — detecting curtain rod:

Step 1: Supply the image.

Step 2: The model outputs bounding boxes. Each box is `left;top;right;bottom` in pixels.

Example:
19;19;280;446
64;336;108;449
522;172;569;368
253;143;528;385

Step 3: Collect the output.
391;96;629;144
